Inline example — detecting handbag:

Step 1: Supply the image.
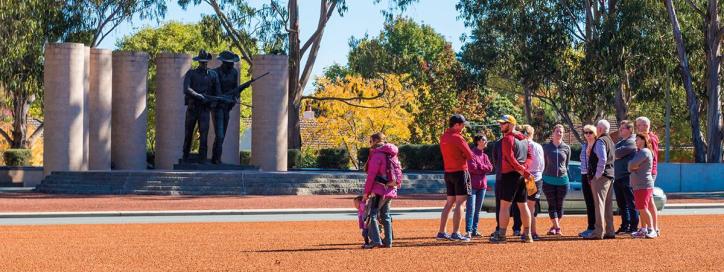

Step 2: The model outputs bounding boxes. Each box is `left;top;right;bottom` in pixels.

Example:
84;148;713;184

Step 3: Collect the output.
525;175;538;196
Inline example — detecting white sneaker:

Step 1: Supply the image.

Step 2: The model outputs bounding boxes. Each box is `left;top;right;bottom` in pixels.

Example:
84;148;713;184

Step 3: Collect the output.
631;228;647;238
645;229;658;239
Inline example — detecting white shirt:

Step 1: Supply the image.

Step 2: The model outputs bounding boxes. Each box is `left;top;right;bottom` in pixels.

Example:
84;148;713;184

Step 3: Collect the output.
527;140;545;181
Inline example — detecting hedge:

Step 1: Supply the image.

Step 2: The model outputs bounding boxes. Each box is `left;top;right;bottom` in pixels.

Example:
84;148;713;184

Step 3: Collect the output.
240;150;251;165
570;144;582;162
358;144;443;171
288;149;302;168
317;148;349;169
3;149;31;166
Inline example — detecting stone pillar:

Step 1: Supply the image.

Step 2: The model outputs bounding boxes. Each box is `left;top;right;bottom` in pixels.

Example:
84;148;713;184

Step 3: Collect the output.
111;52;149;170
155;53;191;169
88;48;113;170
207;59;241;165
82;46;90;170
251;55;288;171
43;43;86;176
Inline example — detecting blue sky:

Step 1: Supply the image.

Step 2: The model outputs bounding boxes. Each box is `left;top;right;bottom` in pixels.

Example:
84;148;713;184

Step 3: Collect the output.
98;0;467;93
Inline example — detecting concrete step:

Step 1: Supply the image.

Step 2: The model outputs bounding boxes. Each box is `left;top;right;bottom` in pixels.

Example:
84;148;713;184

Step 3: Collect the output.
38;170;448;195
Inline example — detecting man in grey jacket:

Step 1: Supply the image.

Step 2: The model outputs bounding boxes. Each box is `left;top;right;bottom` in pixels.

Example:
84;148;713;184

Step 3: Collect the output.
613;120;639;234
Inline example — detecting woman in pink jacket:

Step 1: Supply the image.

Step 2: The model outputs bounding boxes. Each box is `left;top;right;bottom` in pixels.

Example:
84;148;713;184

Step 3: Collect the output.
363;132;403;249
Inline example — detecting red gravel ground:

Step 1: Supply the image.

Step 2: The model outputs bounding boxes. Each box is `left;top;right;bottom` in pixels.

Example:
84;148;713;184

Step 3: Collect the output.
0;193;721;212
0;215;721;271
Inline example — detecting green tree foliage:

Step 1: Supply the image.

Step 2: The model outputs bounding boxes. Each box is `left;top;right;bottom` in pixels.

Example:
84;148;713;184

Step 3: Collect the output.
63;0;168;47
345;17;487;143
116;19;254;151
457;0;688;145
0;0;71;148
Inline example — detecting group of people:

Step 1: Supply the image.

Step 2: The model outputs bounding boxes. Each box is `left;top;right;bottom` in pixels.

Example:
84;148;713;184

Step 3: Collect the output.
356;112;660;249
436;114;661;243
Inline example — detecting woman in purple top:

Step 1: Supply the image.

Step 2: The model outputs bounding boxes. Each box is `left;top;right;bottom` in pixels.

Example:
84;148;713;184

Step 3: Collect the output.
362;132;402;249
465;135;493;238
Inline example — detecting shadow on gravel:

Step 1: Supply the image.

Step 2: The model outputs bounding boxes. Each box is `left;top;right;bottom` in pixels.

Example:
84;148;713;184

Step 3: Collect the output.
251;235;632;253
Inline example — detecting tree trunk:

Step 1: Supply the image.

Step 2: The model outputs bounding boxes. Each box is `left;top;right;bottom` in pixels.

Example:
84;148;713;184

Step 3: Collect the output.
287;0;302;149
288;103;302;149
10;93;30;148
614;79;628;124
664;0;707;162
705;0;722;163
523;83;533;123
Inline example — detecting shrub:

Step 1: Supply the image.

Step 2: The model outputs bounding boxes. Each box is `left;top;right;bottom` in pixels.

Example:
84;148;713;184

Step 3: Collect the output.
570;144;582;162
298;148;319;168
240;150;251;165
288;149;302;168
146;151;155;169
317;148;349;169
357;148;370;168
3;149;31;166
358;144;445;171
398;144;443;171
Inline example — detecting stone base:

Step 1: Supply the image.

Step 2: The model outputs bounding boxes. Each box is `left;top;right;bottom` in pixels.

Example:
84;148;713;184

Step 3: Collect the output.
35;170;446;195
173;162;257;171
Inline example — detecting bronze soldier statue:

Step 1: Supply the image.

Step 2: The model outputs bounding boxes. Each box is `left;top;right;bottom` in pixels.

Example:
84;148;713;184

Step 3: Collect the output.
182;50;220;163
209;51;267;164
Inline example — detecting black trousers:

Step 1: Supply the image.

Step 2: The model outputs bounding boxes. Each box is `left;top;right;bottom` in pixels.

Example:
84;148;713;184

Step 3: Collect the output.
182;103;210;160
581;174;596;230
495;176;522;232
614;176;639;230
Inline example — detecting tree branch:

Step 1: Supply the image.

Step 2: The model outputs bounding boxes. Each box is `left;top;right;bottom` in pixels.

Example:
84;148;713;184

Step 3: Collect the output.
684;0;705;16
0;128;12;145
301;75;388;108
561;0;587;41
270;1;291;32
92;5;123;47
27;123;43;146
304;98;385;109
298;1;337;99
96;19;123;48
301;0;336;55
206;0;253;66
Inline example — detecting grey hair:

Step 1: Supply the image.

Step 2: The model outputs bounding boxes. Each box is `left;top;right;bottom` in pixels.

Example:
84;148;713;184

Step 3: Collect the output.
597;119;611;133
636;116;651;128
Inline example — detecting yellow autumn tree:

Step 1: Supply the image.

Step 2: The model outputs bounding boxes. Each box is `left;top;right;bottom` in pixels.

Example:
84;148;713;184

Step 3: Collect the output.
311;74;417;168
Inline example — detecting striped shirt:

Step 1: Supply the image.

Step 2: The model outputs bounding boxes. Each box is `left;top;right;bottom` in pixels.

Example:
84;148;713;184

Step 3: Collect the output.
580;142;589;174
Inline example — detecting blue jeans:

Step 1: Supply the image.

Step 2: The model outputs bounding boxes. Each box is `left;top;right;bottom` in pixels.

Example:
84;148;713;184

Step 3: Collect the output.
614;176;639;230
465;188;487;234
367;195;392;246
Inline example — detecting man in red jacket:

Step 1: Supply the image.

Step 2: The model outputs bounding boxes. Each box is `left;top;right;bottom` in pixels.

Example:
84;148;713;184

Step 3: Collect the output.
490;115;534;243
436;114;474;242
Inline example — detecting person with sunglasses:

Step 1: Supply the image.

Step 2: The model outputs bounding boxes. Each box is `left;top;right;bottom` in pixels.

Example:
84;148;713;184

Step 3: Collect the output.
583;120;616;240
578;125;598;238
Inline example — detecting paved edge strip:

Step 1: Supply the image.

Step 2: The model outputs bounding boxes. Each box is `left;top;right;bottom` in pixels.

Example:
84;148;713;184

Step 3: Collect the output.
2;203;723;219
0;207;444;219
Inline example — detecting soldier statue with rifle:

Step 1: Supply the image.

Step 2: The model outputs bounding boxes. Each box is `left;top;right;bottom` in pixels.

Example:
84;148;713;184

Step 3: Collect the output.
182;50;220;164
209;50;268;164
